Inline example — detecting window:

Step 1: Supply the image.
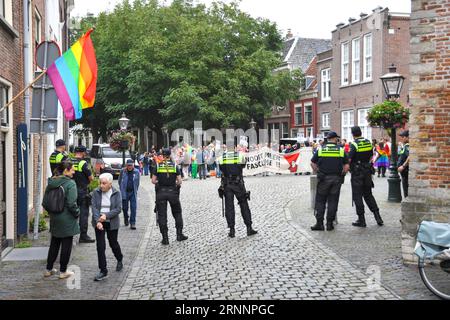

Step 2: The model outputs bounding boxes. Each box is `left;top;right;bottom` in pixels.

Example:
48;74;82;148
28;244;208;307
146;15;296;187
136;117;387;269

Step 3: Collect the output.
294;104;302;126
322;113;330;129
306;127;313;139
0;0;5;18
304;103;313;125
341;42;349;85
341;110;354;142
0;84;9;127
321;68;331;101
1;0;12;25
281;122;289;139
358;108;372;140
363;34;372;81
352;38;361;83
34;9;42;45
305;76;314;90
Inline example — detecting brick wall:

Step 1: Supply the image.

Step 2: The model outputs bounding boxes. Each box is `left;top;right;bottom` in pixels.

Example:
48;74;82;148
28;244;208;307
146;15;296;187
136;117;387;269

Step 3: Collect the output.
401;0;450;263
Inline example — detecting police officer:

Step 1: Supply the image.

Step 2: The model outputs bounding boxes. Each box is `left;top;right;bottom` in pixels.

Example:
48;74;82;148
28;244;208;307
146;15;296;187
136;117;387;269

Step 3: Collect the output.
397;130;410;198
218;147;257;238
348;126;383;227
310;132;349;231
49;139;68;176
151;148;187;245
72;146;95;243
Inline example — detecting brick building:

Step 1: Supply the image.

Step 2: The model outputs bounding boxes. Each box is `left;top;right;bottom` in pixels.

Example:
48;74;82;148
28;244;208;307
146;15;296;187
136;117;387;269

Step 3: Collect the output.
1;0;71;254
266;35;331;142
401;0;450;263
316;7;410;142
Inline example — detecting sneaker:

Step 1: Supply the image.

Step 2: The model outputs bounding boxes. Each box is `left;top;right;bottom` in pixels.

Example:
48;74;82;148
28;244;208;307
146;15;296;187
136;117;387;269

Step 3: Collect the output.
79;235;95;243
130;224;136;230
116;261;123;272
94;272;108;281
247;227;258;236
44;268;57;277
124;219;129;227
228;228;235;238
59;271;75;279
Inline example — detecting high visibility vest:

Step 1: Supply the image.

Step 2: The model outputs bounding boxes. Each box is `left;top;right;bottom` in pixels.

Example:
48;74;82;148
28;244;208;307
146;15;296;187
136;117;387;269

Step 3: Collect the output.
72;159;87;172
49;151;65;165
157;162;177;174
318;144;345;158
399;143;409;155
219;152;244;165
351;139;373;153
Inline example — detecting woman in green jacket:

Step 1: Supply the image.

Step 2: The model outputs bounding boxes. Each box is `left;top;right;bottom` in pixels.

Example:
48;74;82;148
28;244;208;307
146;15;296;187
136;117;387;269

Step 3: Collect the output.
43;161;80;279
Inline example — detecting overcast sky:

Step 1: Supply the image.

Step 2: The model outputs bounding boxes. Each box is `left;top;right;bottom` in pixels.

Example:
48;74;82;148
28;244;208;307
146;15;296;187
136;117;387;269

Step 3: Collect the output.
71;0;411;39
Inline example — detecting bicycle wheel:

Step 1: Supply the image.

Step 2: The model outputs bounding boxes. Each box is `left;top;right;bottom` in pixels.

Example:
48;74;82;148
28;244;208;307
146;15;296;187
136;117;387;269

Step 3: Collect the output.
419;258;450;300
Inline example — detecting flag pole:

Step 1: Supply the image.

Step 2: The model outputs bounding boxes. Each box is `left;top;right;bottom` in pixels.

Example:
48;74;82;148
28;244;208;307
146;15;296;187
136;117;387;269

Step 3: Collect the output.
0;70;47;113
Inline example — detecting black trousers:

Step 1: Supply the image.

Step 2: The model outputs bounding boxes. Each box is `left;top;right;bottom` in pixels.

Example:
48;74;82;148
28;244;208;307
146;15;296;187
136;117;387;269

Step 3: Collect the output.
77;191;90;236
95;222;123;274
46;236;73;272
156;187;183;233
315;175;342;223
401;169;409;198
224;181;252;228
351;172;379;216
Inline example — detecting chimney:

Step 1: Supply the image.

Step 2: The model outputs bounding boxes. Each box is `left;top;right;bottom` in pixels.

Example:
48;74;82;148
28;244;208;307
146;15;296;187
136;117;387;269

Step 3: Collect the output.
286;29;294;40
336;22;345;29
360;12;368;19
348;17;356;24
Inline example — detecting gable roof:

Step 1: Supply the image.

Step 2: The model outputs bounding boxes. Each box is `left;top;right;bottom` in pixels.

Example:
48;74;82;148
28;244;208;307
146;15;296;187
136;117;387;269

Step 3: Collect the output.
282;37;332;72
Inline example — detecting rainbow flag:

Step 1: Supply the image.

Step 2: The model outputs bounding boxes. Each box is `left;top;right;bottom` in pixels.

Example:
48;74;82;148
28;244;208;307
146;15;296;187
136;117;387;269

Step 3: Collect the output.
47;29;97;121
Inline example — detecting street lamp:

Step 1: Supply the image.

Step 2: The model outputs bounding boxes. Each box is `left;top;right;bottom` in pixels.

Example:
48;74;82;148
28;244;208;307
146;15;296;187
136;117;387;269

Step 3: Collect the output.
381;64;405;203
162;125;168;147
118;113;129;168
249;118;256;129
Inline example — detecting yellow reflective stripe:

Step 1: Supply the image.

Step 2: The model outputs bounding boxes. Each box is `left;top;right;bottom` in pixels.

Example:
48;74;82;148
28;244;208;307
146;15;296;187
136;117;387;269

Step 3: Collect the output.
56;153;65;162
157;165;176;173
352;140;372;153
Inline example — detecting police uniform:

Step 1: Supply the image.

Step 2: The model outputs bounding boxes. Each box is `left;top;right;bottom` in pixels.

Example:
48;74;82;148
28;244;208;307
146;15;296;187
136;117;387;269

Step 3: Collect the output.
349;136;383;227
218;151;257;238
49;151;68;175
310;135;348;231
72;147;94;242
152;151;187;245
397;134;410;198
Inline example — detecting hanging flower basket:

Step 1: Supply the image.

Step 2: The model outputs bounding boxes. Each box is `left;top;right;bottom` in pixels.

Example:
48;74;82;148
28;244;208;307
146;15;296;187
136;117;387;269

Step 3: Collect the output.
367;101;410;129
109;130;136;152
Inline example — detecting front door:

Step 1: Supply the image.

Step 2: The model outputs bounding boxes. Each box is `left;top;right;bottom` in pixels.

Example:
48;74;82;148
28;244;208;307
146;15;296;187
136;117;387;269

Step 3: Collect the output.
0;132;7;250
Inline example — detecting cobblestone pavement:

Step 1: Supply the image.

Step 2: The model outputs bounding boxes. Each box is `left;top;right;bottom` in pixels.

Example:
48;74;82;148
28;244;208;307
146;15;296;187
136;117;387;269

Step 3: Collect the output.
0;179;152;300
118;175;399;300
289;175;437;300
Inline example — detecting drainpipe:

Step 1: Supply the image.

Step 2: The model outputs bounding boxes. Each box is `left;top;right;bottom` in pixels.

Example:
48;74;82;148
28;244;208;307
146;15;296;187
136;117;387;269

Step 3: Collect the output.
23;0;31;129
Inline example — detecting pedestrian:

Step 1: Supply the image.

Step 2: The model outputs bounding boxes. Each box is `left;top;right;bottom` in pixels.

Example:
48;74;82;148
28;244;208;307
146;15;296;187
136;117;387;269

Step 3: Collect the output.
43;161;80;279
143;152;150;176
49;139;68;176
198;146;208;180
191;150;198;179
152;148;187;245
72;146;95;243
348;126;383;227
374;141;390;177
310;132;349;231
397;130;410;198
91;173;124;281
218;146;257;238
119;159;140;229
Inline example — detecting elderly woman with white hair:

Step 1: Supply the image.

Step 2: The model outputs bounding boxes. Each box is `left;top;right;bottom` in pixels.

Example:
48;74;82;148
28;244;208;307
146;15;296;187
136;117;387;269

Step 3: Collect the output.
91;173;123;281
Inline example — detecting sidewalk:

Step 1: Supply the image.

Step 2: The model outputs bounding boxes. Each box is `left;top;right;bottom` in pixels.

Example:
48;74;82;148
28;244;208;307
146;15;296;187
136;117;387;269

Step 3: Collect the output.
289;175;437;300
0;179;153;300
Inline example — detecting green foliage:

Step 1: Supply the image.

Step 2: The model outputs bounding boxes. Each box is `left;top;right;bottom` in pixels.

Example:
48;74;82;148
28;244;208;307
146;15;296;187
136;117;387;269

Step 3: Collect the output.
15;238;32;249
367;101;410;129
29;215;48;233
88;177;100;192
109;130;136;152
72;0;304;138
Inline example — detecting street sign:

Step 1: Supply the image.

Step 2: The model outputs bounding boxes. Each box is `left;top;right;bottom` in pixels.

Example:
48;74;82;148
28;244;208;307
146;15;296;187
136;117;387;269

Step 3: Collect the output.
30;72;58;134
35;41;61;70
16;124;28;236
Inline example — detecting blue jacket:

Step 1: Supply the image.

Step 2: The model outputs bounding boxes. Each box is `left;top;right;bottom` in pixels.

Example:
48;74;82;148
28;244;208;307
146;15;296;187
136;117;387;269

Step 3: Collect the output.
118;168;140;199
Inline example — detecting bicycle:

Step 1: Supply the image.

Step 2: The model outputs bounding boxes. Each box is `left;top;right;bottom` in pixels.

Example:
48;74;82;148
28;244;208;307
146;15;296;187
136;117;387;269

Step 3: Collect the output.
415;220;450;300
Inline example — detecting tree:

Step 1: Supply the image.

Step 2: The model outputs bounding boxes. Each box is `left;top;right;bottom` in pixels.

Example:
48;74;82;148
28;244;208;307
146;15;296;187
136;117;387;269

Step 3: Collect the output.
72;0;303;146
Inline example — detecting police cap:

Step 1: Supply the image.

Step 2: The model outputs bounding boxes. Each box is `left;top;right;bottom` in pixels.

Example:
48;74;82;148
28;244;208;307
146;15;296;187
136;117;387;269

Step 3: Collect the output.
326;131;340;139
162;148;171;157
74;145;87;153
55;139;66;147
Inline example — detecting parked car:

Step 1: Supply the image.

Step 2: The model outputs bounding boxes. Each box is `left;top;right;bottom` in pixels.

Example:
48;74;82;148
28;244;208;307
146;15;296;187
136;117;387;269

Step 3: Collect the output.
89;144;133;179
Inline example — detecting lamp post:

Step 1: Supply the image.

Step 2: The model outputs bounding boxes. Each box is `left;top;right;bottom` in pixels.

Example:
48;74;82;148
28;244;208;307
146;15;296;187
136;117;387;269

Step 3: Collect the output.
381;64;405;203
118;113;129;168
249;118;256;129
162;125;168;147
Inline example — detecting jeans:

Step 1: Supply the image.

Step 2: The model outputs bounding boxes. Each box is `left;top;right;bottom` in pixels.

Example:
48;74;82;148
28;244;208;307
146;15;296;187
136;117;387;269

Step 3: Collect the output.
123;191;137;225
143;164;149;176
95;222;123;274
198;164;207;179
46;236;73;272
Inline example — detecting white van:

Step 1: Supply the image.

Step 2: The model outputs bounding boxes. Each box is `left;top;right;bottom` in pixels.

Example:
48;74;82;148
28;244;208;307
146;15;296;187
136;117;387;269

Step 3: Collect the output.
90;144;133;178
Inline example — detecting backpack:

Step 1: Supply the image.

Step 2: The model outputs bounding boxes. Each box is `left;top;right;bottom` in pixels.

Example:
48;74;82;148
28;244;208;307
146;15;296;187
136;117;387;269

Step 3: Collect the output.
42;185;66;214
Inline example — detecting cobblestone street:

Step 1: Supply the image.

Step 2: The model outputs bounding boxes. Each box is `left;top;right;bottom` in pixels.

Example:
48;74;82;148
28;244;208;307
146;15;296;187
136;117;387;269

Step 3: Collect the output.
0;175;434;300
